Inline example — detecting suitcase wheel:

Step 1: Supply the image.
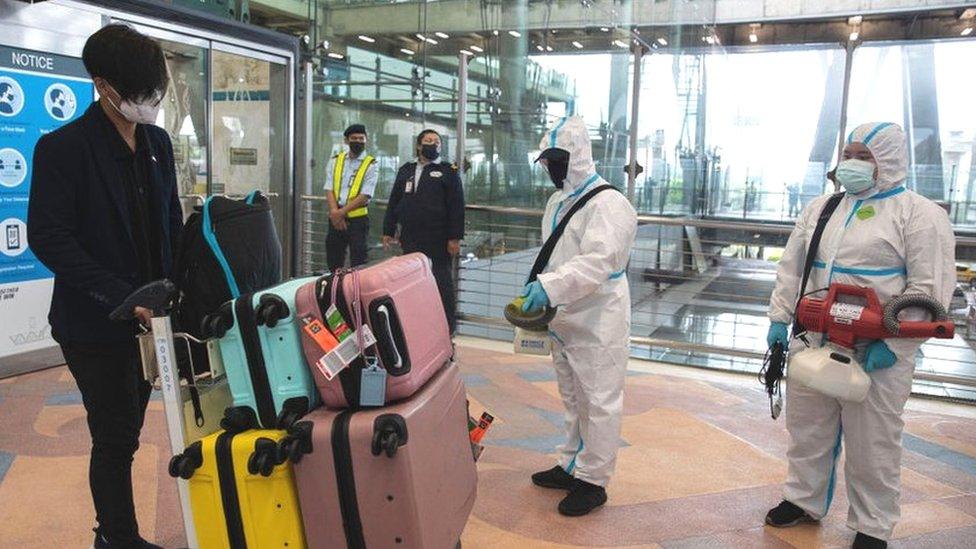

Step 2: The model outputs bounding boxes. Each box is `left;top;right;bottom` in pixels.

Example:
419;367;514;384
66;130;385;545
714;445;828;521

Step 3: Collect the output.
201;302;234;339
256;294;289;328
248;438;278;477
371;414;408;458
168;442;203;479
221;406;259;433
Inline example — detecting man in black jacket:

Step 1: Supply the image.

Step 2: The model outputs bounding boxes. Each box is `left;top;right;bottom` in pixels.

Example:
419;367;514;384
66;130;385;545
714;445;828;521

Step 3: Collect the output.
27;25;179;549
382;129;464;333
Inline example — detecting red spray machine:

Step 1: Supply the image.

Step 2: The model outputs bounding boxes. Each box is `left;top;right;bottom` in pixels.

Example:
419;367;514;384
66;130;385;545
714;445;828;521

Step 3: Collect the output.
789;283;953;402
796;283;954;347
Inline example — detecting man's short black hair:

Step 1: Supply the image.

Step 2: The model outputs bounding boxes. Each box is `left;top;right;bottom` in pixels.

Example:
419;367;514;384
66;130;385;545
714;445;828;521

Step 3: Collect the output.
82;24;169;102
344;124;366;138
416;129;440;146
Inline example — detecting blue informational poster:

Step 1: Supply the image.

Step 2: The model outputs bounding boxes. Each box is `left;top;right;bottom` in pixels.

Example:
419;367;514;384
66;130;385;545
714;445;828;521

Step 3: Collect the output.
0;45;93;359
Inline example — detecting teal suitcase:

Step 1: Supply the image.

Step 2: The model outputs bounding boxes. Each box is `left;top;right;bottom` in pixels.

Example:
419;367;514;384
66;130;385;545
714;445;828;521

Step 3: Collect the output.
204;276;321;428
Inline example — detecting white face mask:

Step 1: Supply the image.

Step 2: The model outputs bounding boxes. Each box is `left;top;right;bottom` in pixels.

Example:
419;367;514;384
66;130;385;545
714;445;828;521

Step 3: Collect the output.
104;83;161;125
836;158;877;194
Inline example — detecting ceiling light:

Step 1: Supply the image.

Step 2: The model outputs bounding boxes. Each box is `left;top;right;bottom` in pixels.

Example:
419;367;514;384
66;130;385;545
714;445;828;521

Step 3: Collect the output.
749;33;758;43
435;32;449;39
703;35;716;45
416;33;425;40
600;27;610;32
470;45;484;52
546;45;553;52
962;8;976;20
848;15;863;25
849;29;860;41
320;40;330;50
509;30;522;38
963;26;974;36
536;44;544;52
460;49;473;56
572;41;584;49
613;39;628;48
358;35;375;43
400;48;415;55
327;52;344;59
656;37;667;46
492;30;499;36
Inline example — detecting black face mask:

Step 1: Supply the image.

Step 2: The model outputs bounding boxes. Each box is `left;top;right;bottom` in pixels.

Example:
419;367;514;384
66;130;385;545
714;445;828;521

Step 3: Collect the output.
545;159;569;189
420;144;440;161
348;141;365;156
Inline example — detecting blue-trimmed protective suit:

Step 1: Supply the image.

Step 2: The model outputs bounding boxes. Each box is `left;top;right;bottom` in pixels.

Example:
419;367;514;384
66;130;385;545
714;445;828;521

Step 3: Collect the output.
768;122;955;540
536;116;637;487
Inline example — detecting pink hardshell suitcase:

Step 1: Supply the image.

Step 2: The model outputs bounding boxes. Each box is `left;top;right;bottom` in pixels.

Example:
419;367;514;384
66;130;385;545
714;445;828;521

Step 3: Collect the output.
278;363;477;549
294;253;453;409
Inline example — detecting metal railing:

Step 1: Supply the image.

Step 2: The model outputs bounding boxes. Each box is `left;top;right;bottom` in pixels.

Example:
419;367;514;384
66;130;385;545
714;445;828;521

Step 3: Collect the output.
298;194;976;401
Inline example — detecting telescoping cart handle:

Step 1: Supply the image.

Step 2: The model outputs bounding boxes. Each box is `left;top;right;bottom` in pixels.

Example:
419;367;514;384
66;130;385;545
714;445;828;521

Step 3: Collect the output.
110;279;178;320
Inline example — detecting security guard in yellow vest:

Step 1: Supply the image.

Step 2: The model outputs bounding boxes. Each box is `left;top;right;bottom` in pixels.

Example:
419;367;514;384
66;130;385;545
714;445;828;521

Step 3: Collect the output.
326;124;377;269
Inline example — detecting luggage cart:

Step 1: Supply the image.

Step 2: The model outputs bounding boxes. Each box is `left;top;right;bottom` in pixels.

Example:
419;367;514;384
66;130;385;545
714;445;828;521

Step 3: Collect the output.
111;280;230;549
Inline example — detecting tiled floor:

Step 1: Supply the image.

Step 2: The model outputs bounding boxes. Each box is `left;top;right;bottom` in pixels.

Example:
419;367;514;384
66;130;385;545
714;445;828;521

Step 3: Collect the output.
2;337;976;547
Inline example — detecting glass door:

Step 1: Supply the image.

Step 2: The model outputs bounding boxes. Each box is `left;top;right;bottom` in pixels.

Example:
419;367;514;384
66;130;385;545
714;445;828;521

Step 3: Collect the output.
211;46;290;256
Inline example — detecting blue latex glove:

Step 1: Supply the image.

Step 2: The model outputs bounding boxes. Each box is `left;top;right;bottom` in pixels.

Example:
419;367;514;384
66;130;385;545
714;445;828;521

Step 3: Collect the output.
520;281;550;313
863;340;897;372
767;321;789;348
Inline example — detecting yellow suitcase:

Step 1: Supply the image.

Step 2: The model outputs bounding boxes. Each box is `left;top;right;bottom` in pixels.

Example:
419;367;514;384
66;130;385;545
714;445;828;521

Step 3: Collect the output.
169;408;307;549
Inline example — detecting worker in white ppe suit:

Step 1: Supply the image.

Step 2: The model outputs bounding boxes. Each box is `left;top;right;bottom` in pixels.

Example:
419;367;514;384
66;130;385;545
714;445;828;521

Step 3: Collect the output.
765;122;955;549
521;115;638;516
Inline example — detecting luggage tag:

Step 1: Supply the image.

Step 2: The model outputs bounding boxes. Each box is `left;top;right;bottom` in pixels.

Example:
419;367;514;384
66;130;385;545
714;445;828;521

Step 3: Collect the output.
359;356;387;407
468;412;495;444
325;304;352;342
320;324;378;381
301;316;343;380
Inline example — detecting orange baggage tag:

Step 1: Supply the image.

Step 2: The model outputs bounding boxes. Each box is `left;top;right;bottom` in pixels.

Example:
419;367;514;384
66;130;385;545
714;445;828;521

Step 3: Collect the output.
302;316;339;353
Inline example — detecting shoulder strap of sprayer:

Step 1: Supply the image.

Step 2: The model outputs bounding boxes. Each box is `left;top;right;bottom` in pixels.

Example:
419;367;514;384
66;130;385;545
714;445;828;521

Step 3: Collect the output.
792;192;844;336
527;185;617;283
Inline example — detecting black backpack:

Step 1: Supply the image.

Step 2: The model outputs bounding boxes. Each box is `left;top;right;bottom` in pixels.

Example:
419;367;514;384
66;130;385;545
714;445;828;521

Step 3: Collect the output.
172;191;282;425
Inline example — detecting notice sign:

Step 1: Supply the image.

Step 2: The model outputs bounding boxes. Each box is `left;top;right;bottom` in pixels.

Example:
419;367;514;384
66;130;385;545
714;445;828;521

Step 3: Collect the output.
230;147;258;165
0;45;94;359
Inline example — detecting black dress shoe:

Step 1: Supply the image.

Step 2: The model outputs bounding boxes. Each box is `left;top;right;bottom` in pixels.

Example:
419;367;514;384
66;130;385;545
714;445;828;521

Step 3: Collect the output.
557;479;608;517
531;465;575;490
765;500;817;528
92;529;163;549
852;532;887;549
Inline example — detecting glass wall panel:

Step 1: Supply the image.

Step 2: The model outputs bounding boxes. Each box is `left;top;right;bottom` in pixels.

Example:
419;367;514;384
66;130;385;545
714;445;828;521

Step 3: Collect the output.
847;39;976;220
156;39;209;216
704;47;844;221
211;49;289;239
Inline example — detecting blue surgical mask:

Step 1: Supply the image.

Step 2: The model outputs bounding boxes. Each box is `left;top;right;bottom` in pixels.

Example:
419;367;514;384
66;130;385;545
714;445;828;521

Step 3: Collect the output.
836;159;876;194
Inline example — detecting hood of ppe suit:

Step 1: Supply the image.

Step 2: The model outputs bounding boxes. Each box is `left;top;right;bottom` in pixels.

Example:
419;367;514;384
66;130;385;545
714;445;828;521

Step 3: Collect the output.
846;122;908;192
539;116;596;192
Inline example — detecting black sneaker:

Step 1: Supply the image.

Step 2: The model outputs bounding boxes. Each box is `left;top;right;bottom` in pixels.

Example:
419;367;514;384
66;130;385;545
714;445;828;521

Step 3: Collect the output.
557;479;608;517
765;500;817;527
531;465;575;490
92;529;163;549
852;532;887;549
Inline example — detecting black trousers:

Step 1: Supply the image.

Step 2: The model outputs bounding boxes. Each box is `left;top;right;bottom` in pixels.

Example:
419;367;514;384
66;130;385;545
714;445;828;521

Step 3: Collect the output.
403;242;457;334
326;216;369;271
62;341;151;544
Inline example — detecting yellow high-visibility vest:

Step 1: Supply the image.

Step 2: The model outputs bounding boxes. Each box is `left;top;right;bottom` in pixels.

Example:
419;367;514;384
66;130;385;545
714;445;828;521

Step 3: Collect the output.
332;152;375;218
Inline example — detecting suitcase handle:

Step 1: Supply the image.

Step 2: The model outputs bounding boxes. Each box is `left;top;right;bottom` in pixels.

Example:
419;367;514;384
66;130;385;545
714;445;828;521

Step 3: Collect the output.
376;305;403;370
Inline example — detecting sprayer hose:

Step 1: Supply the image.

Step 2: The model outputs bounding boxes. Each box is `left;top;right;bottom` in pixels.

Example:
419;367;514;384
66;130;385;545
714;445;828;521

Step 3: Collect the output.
882;293;948;335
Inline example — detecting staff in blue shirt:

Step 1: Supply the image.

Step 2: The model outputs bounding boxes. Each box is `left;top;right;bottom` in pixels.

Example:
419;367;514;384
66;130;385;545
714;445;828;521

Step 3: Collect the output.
325;124;378;269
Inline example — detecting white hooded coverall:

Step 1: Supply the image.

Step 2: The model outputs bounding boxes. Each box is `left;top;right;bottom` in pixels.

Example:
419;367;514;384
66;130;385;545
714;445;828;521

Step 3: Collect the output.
536;116;638;487
768;122;955;540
